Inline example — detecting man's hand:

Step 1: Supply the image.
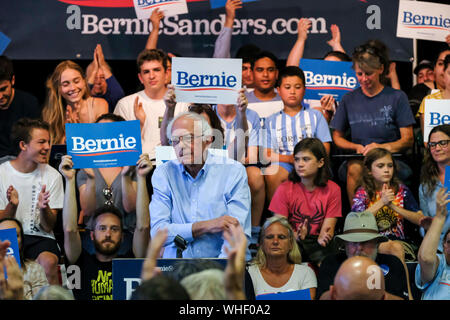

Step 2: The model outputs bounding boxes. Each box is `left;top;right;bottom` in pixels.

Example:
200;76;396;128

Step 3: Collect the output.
236;88;248;113
137;153;153;177
362;142;382;155
141;228;167;281
225;0;242;28
150;8;164;30
326;24;341;49
58;155;76;180
297;18;312;41
6;186;18;207
164;84;177;110
224;224;247;300
209;215;240;234
37;185;51;210
295;218;309;241
134;96;146;128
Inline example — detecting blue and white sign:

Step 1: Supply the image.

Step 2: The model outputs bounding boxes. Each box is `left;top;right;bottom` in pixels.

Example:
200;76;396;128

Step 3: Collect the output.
112;258;227;300
65;120;142;169
172;57;242;105
0;228;21;269
423;99;450;142
133;0;188;20
397;0;450;42
0;31;11;55
299;58;358;102
209;0;258;9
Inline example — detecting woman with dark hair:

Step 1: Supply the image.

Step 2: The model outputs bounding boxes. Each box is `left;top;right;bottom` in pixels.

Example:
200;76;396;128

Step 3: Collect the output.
419;124;450;252
0;217;48;299
268;138;341;267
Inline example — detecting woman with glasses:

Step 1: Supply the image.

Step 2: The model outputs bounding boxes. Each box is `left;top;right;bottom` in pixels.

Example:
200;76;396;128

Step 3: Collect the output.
419;124;450;253
330;40;416;204
77;113;140;256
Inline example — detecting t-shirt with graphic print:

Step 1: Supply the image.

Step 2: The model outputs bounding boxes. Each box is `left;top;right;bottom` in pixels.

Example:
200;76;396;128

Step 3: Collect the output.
351;184;420;240
330;86;415;147
269;180;342;236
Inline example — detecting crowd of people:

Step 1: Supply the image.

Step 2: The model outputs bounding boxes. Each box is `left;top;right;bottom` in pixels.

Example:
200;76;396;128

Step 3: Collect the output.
0;0;449;301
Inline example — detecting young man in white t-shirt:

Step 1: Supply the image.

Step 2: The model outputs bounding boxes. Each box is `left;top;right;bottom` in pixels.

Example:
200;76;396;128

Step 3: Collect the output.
0;118;64;285
114;49;188;163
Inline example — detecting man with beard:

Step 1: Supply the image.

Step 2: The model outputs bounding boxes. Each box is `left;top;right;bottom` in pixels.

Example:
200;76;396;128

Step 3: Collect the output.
316;211;410;300
58;154;151;300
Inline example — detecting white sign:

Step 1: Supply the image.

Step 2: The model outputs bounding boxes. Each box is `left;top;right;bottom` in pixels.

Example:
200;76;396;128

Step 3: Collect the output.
424;99;450;142
397;0;450;42
133;0;188;20
171;57;242;104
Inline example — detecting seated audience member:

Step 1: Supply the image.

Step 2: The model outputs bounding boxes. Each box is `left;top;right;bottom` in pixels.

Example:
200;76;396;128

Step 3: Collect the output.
85;44;125;113
415;60;435;85
131;275;191;300
32;285;74;300
269;138;341;266
77;113;139;256
150;112;251;259
58;153;151;300
0;239;23;300
247;216;317;300
0;118;64;285
0;218;48;299
317;211;410;300
330;40;415;204
263;67;332;202
417;53;450;136
0;56;41;162
419;125;450;251
415;188;450;300
42;60;108;144
325;256;401;300
114;49;188;164
352;148;424;263
180;269;227;300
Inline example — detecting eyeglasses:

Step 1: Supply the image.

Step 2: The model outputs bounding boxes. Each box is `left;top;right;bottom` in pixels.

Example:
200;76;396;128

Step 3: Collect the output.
428;139;450;150
102;187;113;206
169;134;203;146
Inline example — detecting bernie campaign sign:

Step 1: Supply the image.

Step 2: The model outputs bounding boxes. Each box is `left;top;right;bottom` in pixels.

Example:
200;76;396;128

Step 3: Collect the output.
0;228;22;270
299;58;359;101
133;0;188;20
66;120;142;169
172;57;242;104
423;99;450;142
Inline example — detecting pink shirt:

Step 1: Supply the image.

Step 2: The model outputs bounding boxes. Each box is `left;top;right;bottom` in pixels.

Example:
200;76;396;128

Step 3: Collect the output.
269;180;342;236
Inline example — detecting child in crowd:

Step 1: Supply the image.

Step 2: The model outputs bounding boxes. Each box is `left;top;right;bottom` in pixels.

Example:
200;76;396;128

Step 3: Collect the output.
263;66;332;203
268;138;341;267
351;148;424;262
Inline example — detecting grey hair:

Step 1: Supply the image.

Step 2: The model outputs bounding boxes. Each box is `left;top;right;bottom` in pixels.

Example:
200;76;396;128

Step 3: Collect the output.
252;215;302;267
180;269;226;300
166;111;213;142
32;285;75;300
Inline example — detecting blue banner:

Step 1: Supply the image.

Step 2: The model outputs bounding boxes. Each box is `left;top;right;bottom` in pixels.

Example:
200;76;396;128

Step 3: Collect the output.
299;58;359;101
112;258;227;300
2;0;412;61
0;228;22;272
66;120;142;169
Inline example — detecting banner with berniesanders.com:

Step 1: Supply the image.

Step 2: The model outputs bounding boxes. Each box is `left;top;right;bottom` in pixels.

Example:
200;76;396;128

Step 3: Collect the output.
299;58;359;102
172;57;242;105
66;120;142;169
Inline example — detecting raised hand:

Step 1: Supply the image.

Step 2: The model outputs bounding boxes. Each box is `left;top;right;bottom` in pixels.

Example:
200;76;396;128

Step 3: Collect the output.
380;183;395;205
326;24;342;49
133;96;146;128
435;187;450;219
150;8;164;30
223;224;247;299
58;155;76;180
236;88;248;113
136;153;153;177
163;84;177;110
141;228;168;281
0;254;23;300
297;18;312;41
225;0;243;21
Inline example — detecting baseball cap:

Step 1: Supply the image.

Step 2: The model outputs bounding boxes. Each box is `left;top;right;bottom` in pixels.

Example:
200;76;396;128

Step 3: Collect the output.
413;60;433;75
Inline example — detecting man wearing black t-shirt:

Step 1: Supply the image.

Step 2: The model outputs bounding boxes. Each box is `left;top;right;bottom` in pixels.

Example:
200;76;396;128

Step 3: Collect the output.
317;211;410;300
59;154;152;300
0;56;41;160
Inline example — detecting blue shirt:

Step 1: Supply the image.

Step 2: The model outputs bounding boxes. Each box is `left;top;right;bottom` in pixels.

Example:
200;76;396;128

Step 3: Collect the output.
330;86;415;146
419;182;450;253
415;253;450;300
150;151;252;259
212;105;262;148
264;107;332;153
